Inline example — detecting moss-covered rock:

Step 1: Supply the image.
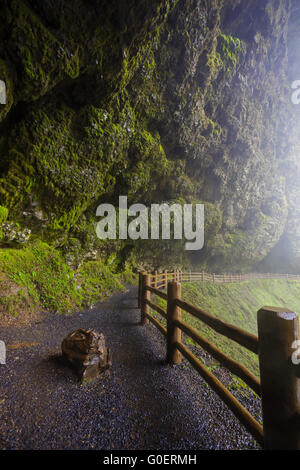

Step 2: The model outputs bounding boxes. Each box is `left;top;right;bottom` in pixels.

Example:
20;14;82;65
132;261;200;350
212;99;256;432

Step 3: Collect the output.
0;0;299;279
0;240;127;323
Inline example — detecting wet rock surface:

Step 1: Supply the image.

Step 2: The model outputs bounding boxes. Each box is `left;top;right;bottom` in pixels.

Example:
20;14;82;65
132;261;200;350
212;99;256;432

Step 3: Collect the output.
0;287;261;450
61;328;112;382
1;1;300;272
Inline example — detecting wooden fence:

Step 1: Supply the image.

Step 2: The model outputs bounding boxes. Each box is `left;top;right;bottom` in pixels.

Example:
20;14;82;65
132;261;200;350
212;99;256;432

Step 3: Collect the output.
139;269;300;286
138;270;300;450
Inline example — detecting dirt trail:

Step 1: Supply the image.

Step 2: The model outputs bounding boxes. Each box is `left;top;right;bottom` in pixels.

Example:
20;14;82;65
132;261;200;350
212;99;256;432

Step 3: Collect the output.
0;287;259;450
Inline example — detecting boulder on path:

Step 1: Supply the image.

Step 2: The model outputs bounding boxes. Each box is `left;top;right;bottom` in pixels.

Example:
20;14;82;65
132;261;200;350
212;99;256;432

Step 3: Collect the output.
61;328;112;382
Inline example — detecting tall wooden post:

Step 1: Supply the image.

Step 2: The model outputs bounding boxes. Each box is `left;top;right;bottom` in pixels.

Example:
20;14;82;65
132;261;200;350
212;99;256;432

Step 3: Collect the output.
257;306;300;449
154;270;158;288
141;274;150;325
164;269;168;290
138;271;146;308
138;272;142;308
167;281;182;364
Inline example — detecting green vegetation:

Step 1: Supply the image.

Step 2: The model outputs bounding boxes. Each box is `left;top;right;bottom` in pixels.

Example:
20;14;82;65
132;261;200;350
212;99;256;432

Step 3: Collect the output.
218;33;245;69
0;205;8;223
207;32;245;76
0;241;127;320
151;279;300;379
0;206;9;240
0;0;293;278
76;260;125;308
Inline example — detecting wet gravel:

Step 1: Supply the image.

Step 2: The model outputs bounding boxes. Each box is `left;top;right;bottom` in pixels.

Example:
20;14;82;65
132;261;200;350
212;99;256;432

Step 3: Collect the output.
0;287;261;450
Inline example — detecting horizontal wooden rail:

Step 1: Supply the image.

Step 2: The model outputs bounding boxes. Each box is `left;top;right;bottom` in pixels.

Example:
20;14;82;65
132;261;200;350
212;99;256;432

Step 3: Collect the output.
139;271;300;449
146;285;168;300
145;312;167;336
156;280;166;288
175;298;258;354
145;299;167;319
147;270;300;287
174;341;264;446
174;318;261;396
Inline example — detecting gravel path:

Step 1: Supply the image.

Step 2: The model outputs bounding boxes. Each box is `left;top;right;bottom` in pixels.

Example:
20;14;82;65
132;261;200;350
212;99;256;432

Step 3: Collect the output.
0;287;261;450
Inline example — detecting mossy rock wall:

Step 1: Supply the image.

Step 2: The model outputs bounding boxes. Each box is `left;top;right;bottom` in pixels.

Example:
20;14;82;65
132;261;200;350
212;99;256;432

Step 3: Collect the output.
0;0;299;272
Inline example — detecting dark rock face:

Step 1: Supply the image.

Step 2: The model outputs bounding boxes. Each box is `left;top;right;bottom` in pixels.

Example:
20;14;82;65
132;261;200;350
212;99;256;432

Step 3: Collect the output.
257;0;300;273
62;328;112;381
0;0;299;272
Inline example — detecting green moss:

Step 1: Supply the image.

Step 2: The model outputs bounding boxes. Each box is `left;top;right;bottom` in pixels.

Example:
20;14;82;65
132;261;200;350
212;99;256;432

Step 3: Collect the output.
206;46;224;76
0;284;32;318
0;206;8;223
76;260;125;308
218;33;245;70
0;89;178;239
2;0;83;102
0;0;208;271
205;117;223;138
119;267;138;285
0;104;121;226
0;0;289;275
0;241;79;313
0;241;128;318
207;32;245;76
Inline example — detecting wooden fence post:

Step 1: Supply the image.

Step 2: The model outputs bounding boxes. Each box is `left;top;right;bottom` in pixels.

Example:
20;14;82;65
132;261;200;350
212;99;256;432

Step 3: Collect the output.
138;272;142;308
154;270;158;288
257;306;300;449
164;269;168;290
141;274;150;326
167;281;182;365
138;271;147;308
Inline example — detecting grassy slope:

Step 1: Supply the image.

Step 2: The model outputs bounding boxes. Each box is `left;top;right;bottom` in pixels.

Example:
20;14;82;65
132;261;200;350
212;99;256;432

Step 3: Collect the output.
153;279;300;378
0;241;136;325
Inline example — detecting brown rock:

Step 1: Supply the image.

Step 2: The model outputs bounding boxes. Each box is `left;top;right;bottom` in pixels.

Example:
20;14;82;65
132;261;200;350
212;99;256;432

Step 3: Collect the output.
61;329;112;382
